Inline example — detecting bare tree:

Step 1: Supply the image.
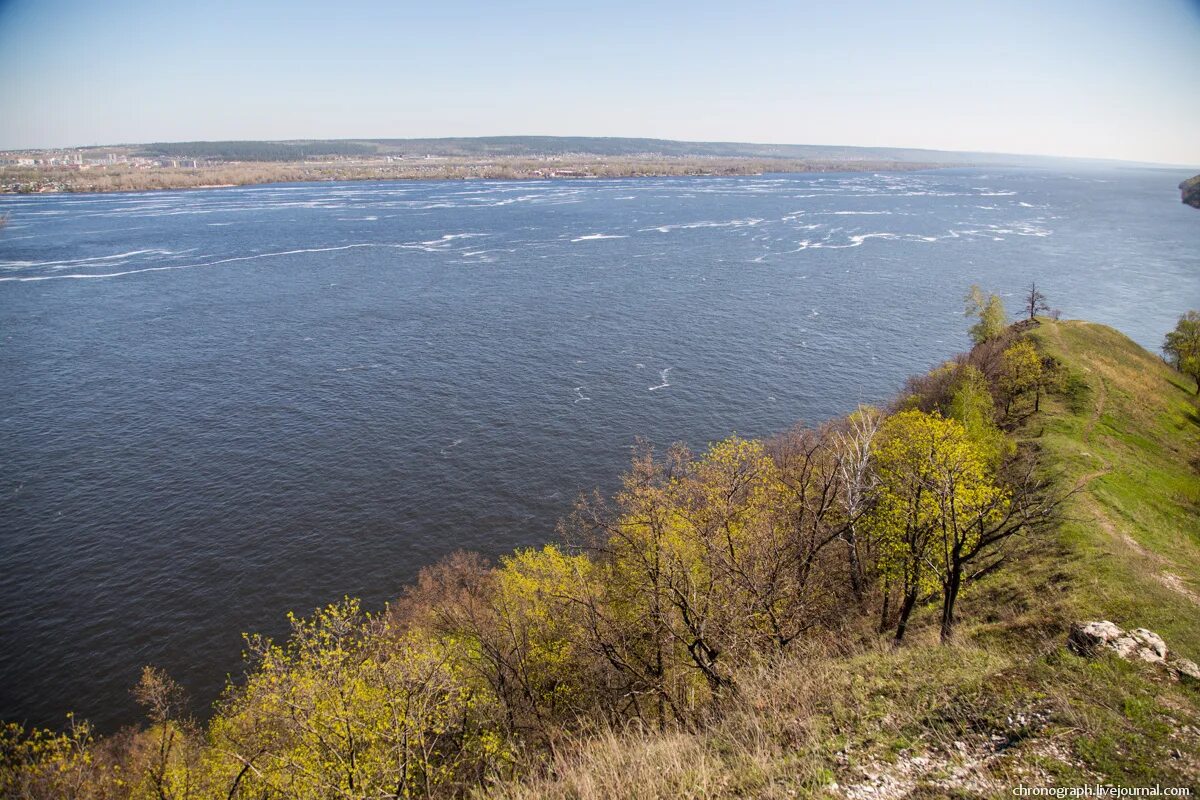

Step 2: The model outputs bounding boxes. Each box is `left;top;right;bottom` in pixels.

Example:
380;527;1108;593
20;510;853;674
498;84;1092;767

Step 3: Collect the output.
132;666;201;800
1023;282;1050;320
830;408;882;607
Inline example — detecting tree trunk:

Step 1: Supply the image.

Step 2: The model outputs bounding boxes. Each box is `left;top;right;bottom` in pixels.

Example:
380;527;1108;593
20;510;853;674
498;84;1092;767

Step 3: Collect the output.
894;589;918;643
939;567;963;644
878;577;892;633
845;529;865;608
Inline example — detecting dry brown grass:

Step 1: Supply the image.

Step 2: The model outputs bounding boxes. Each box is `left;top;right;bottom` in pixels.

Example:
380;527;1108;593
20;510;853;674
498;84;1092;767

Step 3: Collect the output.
486;631;1200;798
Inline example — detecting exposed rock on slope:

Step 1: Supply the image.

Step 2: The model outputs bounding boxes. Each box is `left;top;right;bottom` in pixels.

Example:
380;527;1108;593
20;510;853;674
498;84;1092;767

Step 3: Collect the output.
1069;620;1200;680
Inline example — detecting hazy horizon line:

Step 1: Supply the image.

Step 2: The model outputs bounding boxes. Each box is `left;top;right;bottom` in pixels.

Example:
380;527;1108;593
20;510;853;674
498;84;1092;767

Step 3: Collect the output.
4;134;1196;171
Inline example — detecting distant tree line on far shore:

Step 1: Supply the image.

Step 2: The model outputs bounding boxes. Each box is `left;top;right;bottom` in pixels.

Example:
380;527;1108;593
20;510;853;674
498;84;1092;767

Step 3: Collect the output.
138;140;379;161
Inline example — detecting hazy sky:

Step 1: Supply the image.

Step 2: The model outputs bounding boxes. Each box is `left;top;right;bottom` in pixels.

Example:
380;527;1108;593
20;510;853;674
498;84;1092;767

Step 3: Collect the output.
1;0;1198;164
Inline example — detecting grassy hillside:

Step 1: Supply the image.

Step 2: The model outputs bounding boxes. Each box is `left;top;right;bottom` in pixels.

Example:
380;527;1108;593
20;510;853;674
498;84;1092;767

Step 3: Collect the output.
1030;321;1200;653
490;319;1200;798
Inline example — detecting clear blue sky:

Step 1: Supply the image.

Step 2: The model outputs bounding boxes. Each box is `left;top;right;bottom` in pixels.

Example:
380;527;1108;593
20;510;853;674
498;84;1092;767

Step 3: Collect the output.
1;0;1198;164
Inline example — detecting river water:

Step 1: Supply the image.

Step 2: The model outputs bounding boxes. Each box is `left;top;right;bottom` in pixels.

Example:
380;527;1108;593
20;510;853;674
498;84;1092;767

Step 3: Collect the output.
1;167;1196;729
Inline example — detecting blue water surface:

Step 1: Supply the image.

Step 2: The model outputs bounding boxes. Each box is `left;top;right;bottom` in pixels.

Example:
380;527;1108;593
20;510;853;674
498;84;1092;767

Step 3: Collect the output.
1;168;1196;729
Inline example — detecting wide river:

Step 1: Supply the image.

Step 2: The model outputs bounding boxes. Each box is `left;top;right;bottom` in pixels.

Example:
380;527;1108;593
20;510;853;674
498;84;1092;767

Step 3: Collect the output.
1;167;1196;730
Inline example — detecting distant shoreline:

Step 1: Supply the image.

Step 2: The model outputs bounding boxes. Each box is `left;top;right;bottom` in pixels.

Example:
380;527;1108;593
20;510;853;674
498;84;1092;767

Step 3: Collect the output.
0;157;940;195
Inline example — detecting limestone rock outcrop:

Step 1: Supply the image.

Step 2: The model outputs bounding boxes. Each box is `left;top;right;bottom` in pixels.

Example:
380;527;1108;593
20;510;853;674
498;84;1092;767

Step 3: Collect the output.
1069;620;1198;681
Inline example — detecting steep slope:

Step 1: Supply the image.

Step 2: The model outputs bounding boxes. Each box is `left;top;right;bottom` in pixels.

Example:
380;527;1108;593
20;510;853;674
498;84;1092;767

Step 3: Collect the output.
490;319;1200;799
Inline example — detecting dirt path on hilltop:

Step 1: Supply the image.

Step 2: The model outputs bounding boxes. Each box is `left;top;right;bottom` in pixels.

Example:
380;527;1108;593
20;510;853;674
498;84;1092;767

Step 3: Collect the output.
1044;322;1111;486
1044;323;1197;606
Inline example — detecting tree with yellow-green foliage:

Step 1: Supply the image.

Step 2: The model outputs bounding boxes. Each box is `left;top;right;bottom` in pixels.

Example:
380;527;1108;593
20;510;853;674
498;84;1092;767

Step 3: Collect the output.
999;339;1045;415
0;715;117;799
565;438;797;718
209;598;506;799
562;433;859;722
946;365;1012;468
391;546;607;748
665;437;794;671
487;545;603;736
1163;310;1200;394
870;410;1012;643
964;285;1009;345
561;442;695;726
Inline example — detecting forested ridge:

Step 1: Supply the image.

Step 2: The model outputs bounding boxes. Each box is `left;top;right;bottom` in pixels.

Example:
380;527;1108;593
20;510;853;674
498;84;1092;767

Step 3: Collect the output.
4;296;1199;799
139;142;379;162
127;137;995;163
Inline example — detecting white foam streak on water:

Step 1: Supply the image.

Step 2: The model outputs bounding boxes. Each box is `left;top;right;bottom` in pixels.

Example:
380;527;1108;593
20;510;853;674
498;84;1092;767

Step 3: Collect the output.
0;237;500;281
643;218;765;233
570;233;627;242
648;367;672;391
0;248;184;270
0;244;390;281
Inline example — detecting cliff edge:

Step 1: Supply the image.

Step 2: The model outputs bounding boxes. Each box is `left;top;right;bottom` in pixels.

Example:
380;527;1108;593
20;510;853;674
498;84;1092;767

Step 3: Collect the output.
1181;174;1200;209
